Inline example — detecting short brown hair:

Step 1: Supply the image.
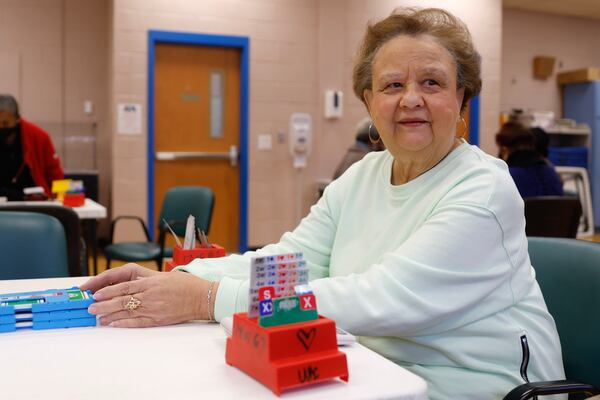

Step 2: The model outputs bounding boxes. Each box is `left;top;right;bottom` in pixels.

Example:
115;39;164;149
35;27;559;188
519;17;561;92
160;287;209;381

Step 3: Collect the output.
496;122;535;150
352;8;482;113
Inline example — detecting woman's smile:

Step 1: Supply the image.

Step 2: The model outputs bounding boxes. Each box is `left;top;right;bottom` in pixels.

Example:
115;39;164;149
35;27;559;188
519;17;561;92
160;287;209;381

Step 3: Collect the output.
397;118;430;128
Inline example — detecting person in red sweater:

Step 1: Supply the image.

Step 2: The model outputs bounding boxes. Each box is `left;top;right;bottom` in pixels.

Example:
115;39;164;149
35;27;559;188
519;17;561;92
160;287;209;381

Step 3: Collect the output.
0;94;64;200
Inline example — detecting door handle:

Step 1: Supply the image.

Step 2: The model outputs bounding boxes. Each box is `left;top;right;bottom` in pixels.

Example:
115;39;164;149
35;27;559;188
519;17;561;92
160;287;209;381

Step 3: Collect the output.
156;145;238;167
228;145;238;167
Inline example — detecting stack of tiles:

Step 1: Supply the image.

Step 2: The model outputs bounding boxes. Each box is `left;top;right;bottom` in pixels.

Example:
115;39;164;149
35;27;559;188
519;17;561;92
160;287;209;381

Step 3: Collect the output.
0;287;96;333
249;253;318;327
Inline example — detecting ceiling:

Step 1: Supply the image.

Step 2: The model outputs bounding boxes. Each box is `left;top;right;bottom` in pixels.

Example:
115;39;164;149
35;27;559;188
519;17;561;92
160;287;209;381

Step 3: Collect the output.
503;0;600;20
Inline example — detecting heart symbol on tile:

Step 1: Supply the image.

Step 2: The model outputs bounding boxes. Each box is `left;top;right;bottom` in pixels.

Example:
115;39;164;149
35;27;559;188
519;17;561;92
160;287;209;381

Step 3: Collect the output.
296;328;316;351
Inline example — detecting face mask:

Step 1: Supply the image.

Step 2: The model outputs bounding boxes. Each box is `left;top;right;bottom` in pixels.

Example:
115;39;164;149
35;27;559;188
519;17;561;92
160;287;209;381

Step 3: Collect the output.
0;125;19;145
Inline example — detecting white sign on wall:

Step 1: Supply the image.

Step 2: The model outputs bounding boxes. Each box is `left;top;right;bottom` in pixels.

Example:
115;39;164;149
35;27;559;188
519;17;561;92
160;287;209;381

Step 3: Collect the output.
117;103;142;135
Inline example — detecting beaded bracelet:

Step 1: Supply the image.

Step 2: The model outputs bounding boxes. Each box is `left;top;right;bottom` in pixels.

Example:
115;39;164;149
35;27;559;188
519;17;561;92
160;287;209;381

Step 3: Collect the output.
206;281;216;322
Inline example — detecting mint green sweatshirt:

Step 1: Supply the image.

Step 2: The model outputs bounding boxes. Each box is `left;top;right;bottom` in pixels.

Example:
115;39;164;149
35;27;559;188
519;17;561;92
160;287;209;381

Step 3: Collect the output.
180;142;565;399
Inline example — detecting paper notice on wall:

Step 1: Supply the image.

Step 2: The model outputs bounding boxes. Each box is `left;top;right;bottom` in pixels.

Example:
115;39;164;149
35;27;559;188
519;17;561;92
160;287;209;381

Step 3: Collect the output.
117;103;142;135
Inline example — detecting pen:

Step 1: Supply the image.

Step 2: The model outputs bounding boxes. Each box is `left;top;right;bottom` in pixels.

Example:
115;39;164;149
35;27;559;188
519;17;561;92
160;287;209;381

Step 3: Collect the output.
162;218;182;247
198;228;210;248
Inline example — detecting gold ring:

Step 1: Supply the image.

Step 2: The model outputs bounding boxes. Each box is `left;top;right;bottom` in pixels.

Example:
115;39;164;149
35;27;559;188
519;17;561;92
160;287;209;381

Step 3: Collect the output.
125;296;141;311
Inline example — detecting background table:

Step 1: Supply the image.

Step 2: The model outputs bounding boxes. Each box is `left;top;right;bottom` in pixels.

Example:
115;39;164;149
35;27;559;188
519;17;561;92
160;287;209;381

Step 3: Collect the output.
0;277;428;400
0;199;107;274
0;198;107;219
74;199;107;274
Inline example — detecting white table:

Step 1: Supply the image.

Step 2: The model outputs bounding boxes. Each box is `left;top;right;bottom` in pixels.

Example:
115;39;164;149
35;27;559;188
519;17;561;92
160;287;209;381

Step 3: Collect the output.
0;198;107;219
0;277;428;400
70;198;107;219
0;199;107;274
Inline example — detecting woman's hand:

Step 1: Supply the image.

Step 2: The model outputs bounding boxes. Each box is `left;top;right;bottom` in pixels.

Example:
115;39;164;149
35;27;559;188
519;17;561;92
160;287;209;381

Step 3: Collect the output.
80;264;218;328
80;263;159;293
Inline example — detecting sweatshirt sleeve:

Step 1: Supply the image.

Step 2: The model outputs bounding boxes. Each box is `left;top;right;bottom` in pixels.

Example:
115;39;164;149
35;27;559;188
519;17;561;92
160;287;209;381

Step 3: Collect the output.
176;177;344;321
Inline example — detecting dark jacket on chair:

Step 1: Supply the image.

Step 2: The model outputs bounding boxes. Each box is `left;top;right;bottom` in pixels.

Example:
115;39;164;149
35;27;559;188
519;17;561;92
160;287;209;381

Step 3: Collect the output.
506;150;563;199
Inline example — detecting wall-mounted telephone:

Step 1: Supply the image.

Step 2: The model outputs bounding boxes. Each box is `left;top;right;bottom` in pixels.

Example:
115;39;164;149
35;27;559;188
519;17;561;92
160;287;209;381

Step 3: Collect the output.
289;113;312;169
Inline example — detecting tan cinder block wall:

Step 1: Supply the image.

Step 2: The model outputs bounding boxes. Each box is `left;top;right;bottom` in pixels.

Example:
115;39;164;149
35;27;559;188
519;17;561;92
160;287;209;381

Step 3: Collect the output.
0;0;111;233
110;0;502;247
502;8;600;118
0;0;63;122
110;0;323;245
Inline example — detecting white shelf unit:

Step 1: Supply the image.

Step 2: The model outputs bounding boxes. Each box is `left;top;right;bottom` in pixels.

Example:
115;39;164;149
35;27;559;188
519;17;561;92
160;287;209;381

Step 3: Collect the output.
545;124;591;147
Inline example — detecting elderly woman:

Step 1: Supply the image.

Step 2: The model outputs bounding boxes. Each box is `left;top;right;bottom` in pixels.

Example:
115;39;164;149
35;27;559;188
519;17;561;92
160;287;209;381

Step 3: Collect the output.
83;8;564;399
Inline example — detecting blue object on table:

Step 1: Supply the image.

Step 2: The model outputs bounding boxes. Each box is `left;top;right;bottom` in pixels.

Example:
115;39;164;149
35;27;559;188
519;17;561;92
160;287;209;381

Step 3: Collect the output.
0;287;96;333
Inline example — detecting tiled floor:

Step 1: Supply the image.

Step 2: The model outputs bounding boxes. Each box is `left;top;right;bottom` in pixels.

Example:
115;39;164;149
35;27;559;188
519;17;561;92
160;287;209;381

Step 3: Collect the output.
579;233;600;243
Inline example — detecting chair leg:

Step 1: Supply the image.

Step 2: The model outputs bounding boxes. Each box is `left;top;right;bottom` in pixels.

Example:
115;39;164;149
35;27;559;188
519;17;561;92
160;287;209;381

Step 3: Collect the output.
106;258;111;270
155;258;163;272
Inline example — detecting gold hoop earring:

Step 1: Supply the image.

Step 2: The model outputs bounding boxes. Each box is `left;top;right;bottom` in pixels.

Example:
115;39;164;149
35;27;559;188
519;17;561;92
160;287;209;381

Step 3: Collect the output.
457;116;467;139
368;123;380;144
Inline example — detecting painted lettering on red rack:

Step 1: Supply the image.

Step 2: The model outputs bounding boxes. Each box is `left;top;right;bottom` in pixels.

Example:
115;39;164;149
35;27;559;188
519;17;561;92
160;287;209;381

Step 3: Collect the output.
252;332;266;350
298;365;320;383
296;328;316;351
235;324;266;352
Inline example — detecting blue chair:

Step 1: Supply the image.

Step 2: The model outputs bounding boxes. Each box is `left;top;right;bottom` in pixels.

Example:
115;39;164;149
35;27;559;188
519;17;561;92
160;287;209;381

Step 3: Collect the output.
503;237;600;399
104;186;215;270
0;205;85;276
0;211;69;279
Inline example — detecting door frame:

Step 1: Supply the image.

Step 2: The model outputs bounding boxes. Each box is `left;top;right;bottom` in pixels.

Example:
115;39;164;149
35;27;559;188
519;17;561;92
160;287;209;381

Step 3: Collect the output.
147;30;249;252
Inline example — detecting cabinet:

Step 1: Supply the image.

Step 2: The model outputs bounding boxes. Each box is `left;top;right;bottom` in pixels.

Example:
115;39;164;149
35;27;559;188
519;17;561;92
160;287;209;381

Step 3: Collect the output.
546;124;590;168
562;78;600;228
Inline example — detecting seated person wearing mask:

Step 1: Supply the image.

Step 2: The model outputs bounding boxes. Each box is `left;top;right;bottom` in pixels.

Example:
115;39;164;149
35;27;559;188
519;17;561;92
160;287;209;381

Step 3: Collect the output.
0;94;64;200
496;122;563;198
